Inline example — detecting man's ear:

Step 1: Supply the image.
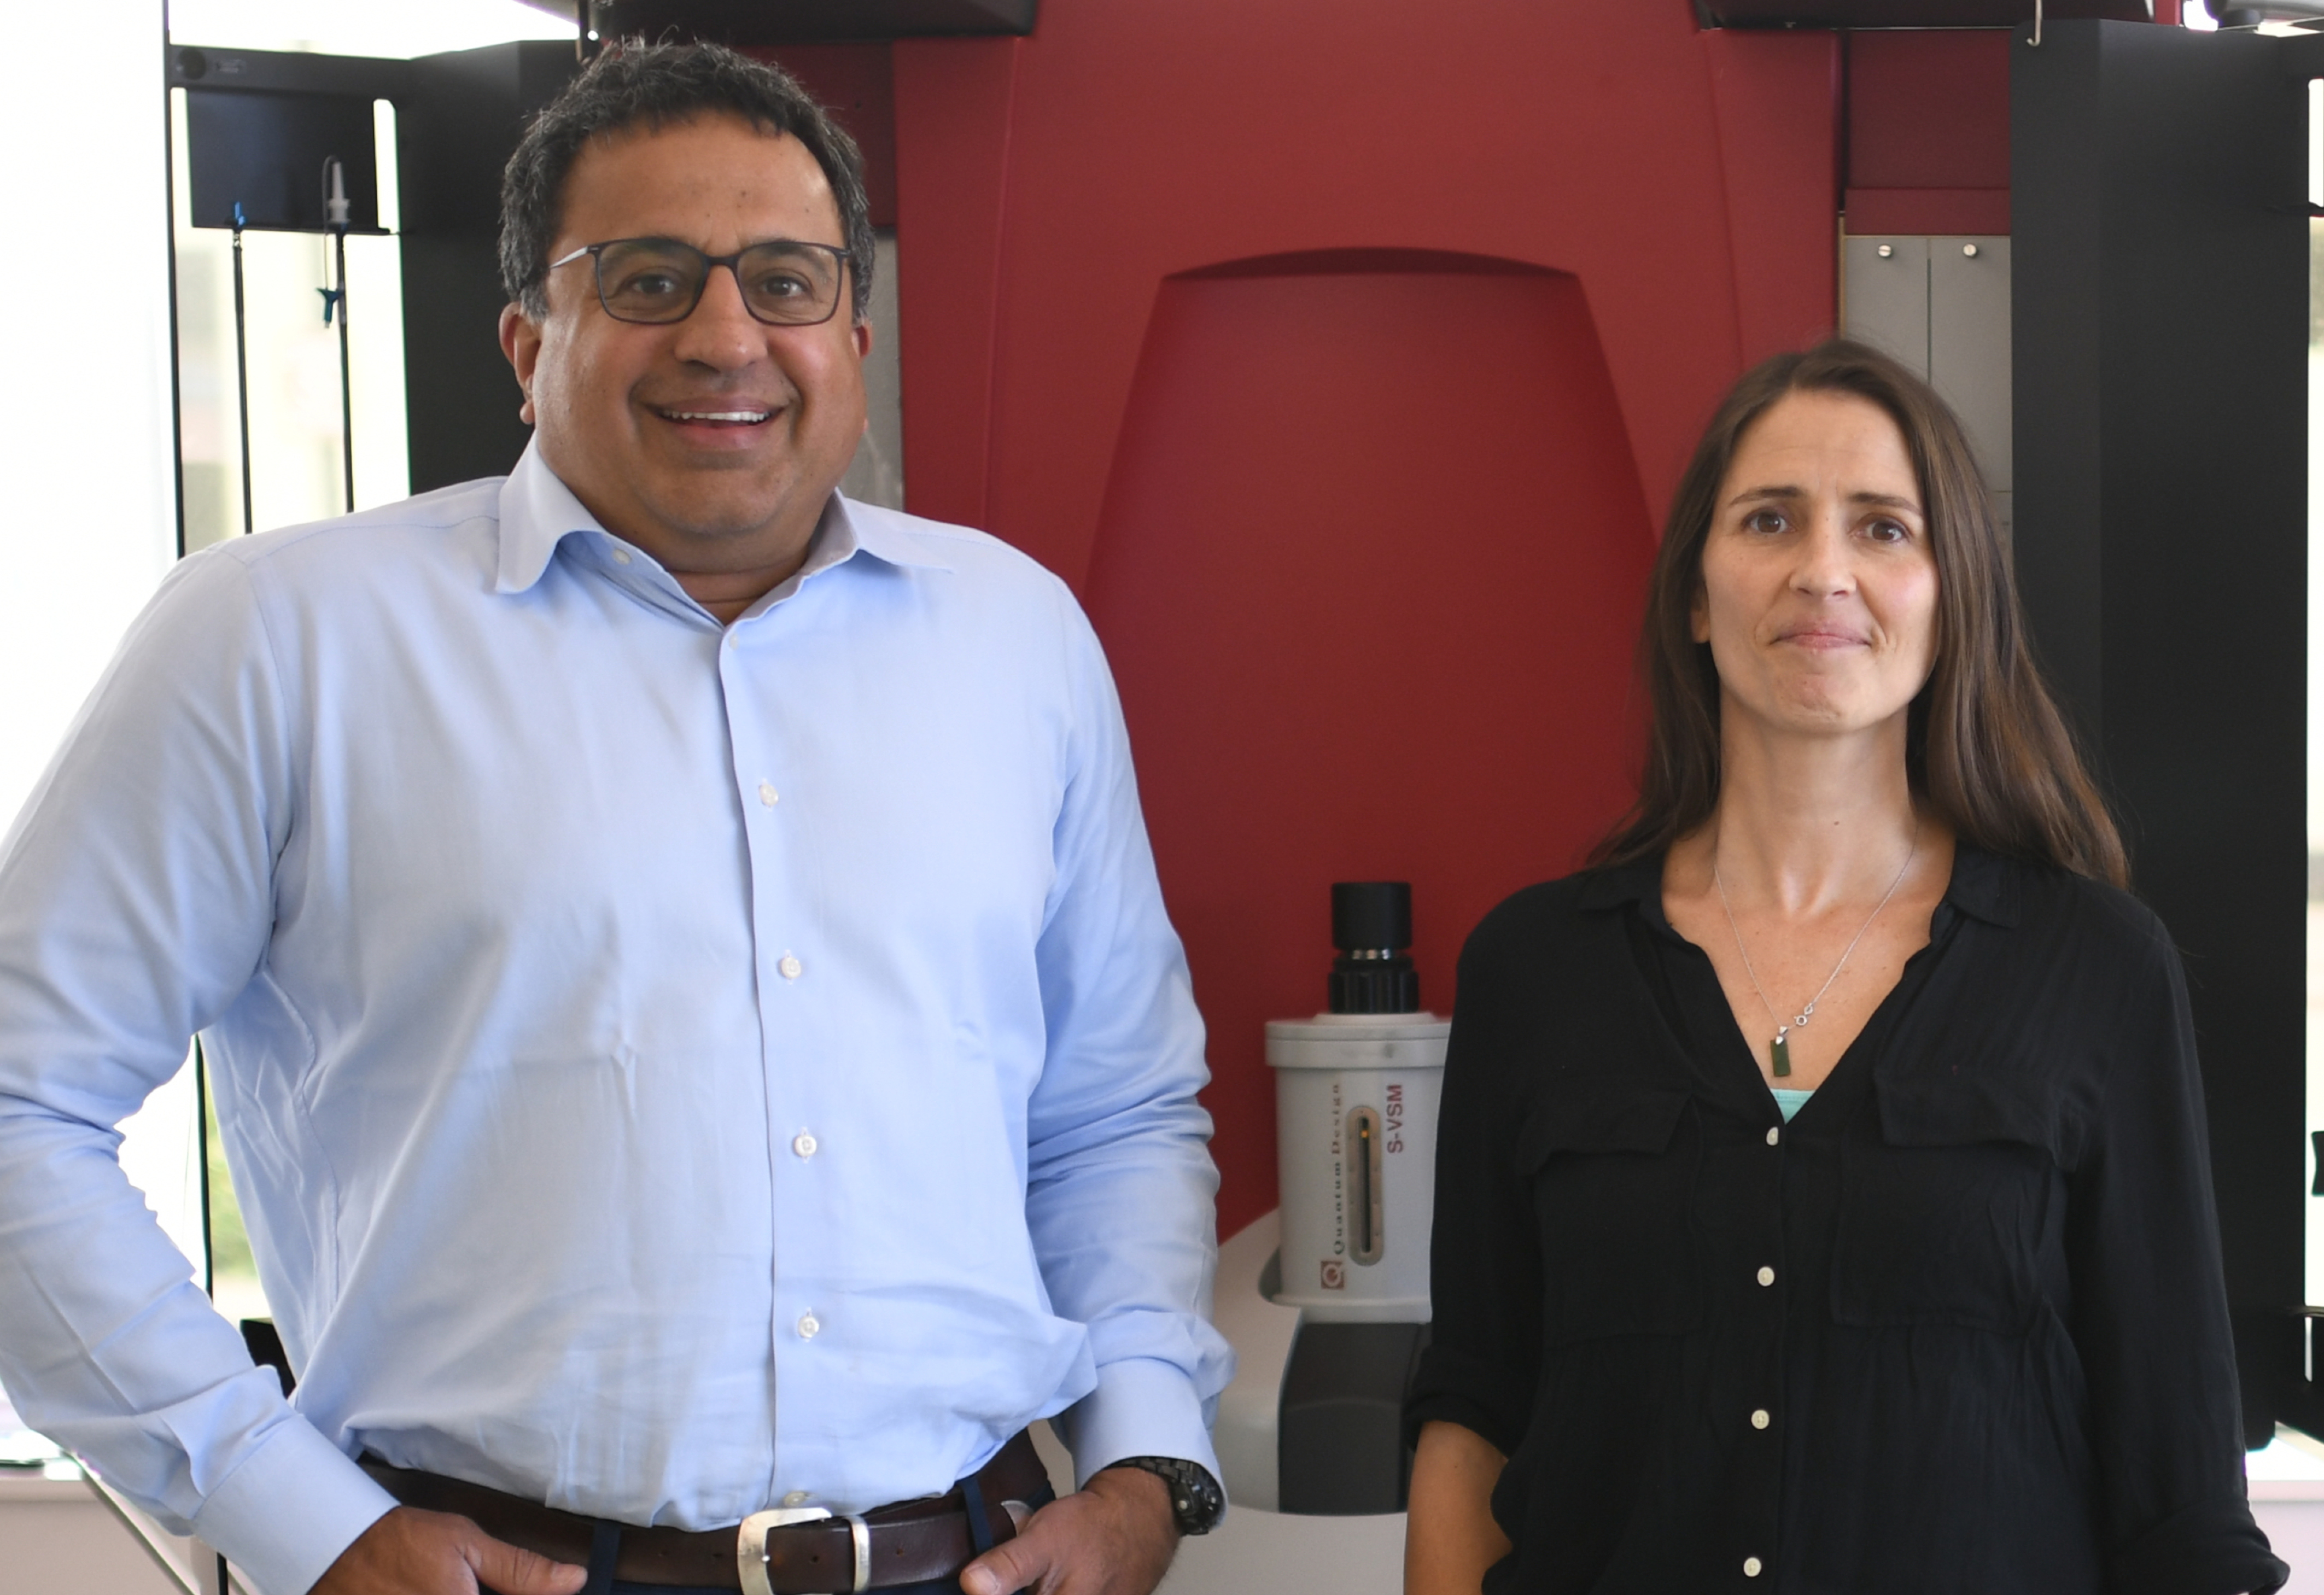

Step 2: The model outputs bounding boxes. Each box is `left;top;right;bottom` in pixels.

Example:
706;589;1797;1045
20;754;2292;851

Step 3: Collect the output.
499;302;542;427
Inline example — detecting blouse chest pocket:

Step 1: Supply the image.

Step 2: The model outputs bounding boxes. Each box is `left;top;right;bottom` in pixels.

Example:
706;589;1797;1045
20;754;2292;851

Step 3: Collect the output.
1830;1072;2074;1334
1521;1080;1701;1345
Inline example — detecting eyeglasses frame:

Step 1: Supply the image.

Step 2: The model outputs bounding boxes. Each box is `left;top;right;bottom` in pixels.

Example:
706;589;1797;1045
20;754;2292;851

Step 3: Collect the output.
546;236;856;328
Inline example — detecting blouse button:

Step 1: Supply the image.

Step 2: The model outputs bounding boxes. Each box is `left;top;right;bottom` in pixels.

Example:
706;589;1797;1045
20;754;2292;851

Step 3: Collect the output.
1765;1126;1780;1146
779;954;803;980
1756;1265;1776;1287
1751;1408;1771;1429
1743;1557;1764;1578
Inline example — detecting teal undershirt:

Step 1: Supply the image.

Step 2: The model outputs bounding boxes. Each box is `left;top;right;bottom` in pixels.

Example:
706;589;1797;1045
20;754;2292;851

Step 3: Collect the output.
1770;1086;1814;1123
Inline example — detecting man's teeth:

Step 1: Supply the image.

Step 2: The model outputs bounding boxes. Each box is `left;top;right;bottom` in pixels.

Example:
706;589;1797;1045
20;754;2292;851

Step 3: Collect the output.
664;409;770;422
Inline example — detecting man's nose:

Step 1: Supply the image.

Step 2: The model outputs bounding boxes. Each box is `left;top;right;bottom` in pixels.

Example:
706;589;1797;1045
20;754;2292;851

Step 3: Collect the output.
670;262;765;366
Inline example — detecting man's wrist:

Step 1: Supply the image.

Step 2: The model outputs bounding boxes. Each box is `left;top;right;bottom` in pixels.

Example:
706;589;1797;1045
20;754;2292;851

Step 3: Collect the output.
1097;1457;1224;1536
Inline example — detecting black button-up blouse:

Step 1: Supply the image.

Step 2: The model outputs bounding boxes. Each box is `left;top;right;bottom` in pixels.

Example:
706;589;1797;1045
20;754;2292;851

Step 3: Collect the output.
1405;848;2287;1594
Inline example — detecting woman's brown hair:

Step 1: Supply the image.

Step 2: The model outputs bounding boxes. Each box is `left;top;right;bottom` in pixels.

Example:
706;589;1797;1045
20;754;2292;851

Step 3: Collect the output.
1592;338;2127;886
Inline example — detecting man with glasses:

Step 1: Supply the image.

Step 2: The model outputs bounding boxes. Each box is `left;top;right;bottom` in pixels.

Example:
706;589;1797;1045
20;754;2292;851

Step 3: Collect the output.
0;40;1227;1595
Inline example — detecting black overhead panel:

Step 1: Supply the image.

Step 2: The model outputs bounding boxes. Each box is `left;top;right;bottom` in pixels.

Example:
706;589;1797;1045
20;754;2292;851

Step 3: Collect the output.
588;0;1036;44
1702;0;2146;22
167;40;580;494
395;42;581;493
2013;19;2308;1446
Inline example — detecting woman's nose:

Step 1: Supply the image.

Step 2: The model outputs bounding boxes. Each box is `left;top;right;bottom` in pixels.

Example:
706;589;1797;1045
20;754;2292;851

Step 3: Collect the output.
1789;511;1855;597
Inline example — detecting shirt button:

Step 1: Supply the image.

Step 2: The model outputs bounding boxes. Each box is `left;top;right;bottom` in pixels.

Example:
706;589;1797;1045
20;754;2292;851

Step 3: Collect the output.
1744;1556;1764;1578
797;1312;820;1340
1765;1126;1780;1146
611;547;632;565
1756;1265;1776;1287
779;954;803;980
792;1131;818;1159
758;782;779;807
781;1491;812;1508
1751;1408;1771;1429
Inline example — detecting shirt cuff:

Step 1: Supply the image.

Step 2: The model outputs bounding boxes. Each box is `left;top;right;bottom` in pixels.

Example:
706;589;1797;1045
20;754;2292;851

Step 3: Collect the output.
2106;1491;2288;1595
1403;1343;1527;1458
1055;1356;1223;1493
189;1418;398;1595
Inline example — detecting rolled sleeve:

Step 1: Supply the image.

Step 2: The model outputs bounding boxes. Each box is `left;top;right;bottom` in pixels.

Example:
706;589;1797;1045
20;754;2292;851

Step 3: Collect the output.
2069;908;2287;1595
1023;595;1233;1487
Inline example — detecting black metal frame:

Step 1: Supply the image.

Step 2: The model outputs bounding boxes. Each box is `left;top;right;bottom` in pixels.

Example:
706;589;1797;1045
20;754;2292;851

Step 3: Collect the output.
2013;18;2316;1443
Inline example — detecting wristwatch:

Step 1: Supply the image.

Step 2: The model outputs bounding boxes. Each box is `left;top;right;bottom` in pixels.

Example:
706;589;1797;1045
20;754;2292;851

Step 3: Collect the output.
1102;1456;1226;1535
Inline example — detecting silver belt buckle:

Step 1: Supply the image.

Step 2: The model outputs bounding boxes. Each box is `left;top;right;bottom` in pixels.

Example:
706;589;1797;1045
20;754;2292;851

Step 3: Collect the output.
738;1505;872;1595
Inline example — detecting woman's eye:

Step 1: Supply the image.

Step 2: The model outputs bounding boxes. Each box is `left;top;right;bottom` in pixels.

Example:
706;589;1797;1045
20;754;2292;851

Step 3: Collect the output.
1863;518;1910;544
1742;509;1788;535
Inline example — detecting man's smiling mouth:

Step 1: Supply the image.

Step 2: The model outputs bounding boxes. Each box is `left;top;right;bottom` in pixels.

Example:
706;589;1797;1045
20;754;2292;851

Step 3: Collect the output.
653;405;774;425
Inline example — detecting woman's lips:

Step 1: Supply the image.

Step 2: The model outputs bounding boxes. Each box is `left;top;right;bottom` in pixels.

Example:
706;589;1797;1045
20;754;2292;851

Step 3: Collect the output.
1778;627;1867;650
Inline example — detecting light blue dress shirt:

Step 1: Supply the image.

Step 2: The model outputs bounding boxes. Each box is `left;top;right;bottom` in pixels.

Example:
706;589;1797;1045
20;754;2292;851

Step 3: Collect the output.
0;445;1231;1595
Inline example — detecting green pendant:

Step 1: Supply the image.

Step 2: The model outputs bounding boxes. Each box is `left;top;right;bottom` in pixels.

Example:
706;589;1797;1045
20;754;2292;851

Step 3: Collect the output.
1771;1030;1792;1078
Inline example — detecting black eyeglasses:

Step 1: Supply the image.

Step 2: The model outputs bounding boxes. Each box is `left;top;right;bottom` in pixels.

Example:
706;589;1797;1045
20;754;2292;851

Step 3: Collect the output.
548;237;854;326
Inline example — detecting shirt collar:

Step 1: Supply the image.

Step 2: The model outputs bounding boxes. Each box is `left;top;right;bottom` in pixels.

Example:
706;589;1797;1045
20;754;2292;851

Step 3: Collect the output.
493;439;951;598
1575;837;2022;928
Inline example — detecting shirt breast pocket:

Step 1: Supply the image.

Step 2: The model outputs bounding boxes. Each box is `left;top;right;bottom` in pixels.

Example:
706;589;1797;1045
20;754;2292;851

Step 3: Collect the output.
1521;1080;1701;1345
1830;1073;2070;1334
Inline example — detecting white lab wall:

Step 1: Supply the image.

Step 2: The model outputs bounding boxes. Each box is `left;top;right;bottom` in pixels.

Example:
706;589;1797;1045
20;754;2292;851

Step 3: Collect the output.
0;0;180;836
0;3;201;1297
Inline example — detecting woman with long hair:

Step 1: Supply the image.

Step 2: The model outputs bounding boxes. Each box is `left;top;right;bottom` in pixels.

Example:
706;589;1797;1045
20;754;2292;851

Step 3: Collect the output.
1403;341;2285;1593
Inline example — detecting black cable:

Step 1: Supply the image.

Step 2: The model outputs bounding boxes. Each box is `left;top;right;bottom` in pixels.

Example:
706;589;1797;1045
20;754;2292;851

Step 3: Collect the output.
334;228;353;512
193;1041;214;1299
325;157;354;513
230;203;253;538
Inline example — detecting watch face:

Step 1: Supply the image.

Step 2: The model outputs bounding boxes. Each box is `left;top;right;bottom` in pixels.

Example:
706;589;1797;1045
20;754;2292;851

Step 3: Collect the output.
1113;1456;1224;1534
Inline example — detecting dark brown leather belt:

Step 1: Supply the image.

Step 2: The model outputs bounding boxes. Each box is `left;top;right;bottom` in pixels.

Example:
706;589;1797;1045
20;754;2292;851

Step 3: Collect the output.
360;1429;1052;1592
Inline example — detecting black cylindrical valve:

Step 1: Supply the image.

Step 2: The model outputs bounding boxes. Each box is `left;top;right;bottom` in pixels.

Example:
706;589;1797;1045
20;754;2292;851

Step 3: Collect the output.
1328;881;1419;1014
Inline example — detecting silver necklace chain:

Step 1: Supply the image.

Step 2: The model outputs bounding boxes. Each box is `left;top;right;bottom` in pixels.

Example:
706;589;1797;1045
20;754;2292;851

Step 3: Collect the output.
1713;823;1919;1045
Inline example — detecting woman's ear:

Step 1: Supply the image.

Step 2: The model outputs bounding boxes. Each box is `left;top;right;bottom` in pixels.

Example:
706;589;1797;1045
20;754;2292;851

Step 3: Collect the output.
1689;580;1710;645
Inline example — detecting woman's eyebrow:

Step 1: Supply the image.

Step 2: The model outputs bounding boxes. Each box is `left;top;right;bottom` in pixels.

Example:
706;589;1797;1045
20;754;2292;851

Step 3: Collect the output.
1725;483;1804;506
1849;491;1924;512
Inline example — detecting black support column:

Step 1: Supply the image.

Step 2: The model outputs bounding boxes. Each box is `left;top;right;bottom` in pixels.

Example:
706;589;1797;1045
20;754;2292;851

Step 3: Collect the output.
2013;19;2309;1444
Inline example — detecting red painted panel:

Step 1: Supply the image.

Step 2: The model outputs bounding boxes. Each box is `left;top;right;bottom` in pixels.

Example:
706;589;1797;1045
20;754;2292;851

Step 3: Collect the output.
888;0;1848;1219
746;44;897;227
1084;254;1655;1236
1844;185;2010;233
1705;28;1844;361
892;37;1020;528
961;0;1788;588
1846;30;2012;191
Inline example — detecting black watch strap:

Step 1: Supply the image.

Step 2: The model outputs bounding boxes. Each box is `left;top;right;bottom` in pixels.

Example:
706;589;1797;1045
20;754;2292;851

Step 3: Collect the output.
1101;1455;1225;1535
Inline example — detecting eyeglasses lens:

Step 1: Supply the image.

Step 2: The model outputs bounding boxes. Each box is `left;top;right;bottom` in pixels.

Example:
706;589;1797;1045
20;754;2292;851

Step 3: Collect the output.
593;240;842;326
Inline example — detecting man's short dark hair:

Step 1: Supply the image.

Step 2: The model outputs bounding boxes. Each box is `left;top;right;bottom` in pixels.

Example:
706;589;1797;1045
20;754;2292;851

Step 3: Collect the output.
499;39;875;324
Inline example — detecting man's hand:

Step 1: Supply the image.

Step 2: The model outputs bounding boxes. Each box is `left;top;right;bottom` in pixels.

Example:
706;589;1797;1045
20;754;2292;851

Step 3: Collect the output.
310;1505;587;1595
958;1464;1179;1595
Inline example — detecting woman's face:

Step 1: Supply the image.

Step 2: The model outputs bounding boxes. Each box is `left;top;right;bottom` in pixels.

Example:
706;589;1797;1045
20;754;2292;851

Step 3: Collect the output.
1692;389;1939;745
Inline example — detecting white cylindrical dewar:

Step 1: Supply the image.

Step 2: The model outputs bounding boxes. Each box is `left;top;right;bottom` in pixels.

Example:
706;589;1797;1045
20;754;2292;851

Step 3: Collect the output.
1265;1012;1446;1323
